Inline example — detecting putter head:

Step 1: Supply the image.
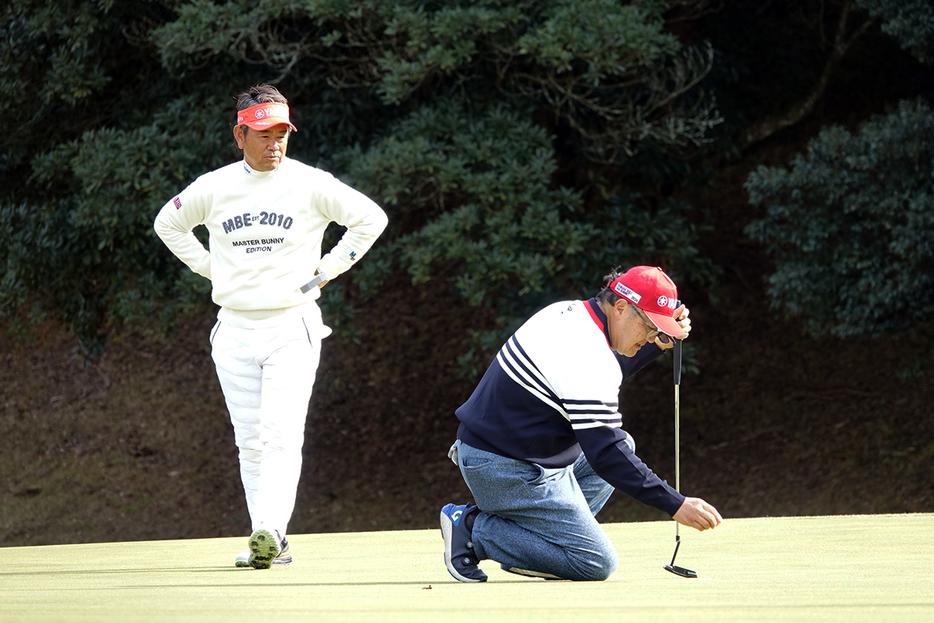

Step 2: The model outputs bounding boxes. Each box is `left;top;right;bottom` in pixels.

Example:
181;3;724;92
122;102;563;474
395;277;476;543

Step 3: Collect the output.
664;564;698;578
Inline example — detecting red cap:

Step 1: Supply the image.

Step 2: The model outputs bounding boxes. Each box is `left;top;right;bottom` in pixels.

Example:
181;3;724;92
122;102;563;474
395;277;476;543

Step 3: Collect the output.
237;102;297;132
607;266;685;338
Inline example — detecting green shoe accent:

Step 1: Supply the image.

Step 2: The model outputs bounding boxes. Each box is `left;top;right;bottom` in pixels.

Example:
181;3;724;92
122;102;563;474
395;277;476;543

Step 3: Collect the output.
248;529;280;570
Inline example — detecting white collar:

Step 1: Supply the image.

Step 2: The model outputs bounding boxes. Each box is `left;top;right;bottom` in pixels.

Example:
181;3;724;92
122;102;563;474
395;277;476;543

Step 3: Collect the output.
242;159;282;177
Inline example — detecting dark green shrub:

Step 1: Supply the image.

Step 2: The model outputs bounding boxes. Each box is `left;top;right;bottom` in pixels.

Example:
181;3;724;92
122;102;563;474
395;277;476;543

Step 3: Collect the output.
746;100;934;337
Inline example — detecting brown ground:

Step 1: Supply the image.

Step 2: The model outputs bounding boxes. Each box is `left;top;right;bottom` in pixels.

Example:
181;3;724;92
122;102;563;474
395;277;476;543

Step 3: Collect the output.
2;153;932;548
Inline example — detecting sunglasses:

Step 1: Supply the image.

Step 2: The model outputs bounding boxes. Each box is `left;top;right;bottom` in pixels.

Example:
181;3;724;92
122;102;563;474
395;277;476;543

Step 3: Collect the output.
630;305;669;343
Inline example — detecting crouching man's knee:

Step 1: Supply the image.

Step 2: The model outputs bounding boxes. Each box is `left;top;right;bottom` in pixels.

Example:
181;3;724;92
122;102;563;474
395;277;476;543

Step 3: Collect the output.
568;545;619;581
589;547;619;581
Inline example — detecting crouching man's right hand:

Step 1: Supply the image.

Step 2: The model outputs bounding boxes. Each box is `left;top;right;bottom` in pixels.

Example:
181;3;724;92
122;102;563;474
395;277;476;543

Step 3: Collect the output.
673;497;722;531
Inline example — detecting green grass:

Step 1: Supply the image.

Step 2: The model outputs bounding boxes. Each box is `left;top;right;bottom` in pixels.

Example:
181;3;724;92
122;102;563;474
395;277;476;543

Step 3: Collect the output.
1;514;932;623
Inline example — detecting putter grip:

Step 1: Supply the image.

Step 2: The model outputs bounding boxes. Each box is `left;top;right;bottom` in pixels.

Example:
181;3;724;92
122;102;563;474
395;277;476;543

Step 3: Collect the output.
673;339;682;386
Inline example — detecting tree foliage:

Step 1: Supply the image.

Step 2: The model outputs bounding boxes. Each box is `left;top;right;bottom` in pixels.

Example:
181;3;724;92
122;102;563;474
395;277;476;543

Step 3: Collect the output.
6;0;930;362
2;0;722;359
856;0;934;65
339;94;719;304
338;100;594;305
745;100;934;337
153;0;720;159
0;1;248;355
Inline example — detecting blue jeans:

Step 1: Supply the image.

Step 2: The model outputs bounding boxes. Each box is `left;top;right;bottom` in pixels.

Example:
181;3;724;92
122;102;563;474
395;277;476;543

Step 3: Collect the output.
450;439;621;581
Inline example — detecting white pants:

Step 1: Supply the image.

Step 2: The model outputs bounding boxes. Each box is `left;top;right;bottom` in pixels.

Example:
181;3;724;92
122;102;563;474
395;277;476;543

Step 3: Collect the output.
210;315;321;537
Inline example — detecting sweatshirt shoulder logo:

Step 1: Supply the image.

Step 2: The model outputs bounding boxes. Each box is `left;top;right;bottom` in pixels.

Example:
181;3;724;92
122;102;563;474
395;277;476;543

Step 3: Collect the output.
349;251;357;261
173;196;182;210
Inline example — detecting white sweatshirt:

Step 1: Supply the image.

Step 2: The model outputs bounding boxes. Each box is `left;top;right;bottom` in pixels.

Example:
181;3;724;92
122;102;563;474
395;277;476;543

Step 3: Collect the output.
153;158;388;328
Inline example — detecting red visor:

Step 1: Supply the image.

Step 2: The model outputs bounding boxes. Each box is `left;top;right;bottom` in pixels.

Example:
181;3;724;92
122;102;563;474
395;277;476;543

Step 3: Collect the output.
236;102;297;132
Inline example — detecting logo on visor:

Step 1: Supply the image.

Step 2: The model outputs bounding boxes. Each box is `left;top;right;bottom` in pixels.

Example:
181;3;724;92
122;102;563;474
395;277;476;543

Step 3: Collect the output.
255;109;266;119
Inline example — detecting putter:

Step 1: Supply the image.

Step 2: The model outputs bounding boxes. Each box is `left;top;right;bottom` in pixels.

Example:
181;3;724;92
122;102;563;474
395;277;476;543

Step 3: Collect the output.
664;337;698;579
299;272;326;294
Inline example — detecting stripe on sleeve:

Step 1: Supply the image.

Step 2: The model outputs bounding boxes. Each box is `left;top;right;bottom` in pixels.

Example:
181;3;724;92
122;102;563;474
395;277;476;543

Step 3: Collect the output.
564;398;622;430
496;337;567;419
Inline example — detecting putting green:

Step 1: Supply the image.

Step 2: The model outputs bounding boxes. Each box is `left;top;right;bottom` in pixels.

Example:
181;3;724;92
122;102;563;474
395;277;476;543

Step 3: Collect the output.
0;514;931;622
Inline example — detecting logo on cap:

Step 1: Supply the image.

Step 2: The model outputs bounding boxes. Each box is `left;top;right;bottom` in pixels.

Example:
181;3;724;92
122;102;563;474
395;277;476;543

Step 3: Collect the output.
614;282;642;303
237;103;297;132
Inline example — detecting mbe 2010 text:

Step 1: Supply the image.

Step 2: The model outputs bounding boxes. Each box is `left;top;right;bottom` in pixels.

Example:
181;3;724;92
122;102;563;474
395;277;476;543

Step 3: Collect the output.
222;211;294;234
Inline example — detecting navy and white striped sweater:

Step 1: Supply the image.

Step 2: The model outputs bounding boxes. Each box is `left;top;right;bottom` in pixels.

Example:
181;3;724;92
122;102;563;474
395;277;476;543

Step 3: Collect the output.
456;298;684;517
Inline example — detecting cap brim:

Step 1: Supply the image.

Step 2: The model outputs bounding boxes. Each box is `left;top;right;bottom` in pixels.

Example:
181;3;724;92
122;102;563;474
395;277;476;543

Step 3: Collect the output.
644;311;687;339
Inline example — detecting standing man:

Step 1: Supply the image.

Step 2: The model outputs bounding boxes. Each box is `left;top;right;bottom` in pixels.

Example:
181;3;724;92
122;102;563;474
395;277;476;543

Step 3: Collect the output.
440;266;722;582
154;84;388;569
